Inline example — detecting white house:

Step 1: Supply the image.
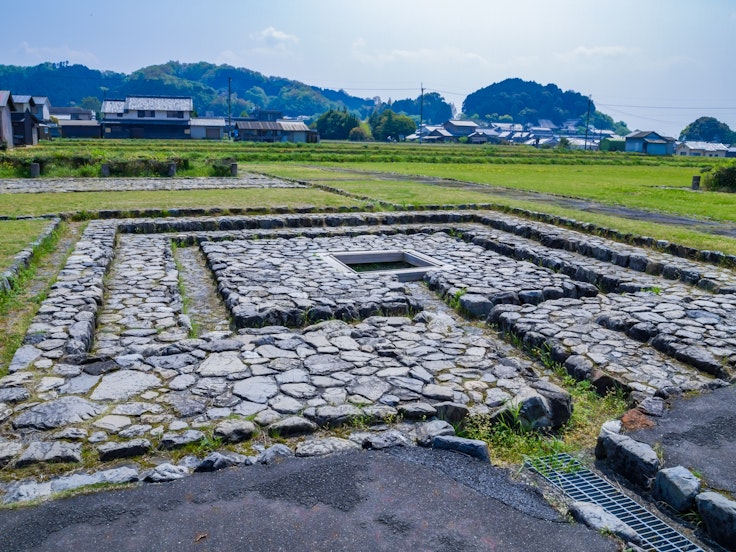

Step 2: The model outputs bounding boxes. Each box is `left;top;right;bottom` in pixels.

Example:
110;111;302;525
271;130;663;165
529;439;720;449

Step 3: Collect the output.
190;118;226;140
675;141;729;158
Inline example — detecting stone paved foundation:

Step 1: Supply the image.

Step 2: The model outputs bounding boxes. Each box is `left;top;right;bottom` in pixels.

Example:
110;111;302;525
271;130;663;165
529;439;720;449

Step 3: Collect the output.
1;204;734;502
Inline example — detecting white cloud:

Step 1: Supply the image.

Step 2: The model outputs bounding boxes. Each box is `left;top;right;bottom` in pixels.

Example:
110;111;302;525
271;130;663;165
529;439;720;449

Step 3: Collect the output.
249;26;299;54
16;41;99;66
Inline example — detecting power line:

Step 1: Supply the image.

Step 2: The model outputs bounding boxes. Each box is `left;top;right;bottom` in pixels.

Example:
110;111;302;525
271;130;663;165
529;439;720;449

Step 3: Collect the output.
597;102;736;111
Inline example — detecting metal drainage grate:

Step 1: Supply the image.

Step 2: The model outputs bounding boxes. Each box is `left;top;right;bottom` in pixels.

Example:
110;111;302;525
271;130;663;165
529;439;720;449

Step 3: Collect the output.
526;453;704;552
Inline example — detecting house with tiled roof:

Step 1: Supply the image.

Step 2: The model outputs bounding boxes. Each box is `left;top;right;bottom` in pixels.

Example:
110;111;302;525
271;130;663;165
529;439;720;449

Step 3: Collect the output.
442;119;478;138
0;91;15;149
624;131;676;156
101;95;193;139
234;120;316;143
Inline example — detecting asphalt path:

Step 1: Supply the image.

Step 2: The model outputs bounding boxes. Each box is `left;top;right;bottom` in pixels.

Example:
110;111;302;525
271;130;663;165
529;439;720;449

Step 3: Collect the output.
628;383;736;498
0;447;617;552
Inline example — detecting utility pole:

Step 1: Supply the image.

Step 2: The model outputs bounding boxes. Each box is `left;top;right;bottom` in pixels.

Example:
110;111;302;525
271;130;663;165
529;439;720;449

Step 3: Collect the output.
419;83;424;144
228;76;232;140
584;95;591;151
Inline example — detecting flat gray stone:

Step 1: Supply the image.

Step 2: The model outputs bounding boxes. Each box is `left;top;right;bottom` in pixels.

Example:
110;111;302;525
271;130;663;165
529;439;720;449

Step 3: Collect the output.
197;351;248;377
0;440;24;466
569;502;641;545
304;404;362;427
0;387;31;403
347;376;391;402
2;481;52;504
415;420;455;447
432;435;490;462
232;376;278;403
269;395;304;414
93;415;132;433
194;451;252;472
168;374;196;391
256;344;298;359
269;416;317;437
58;373;100;395
303;354;352;375
8;345;42;372
97;439;152;461
15;441;83;468
214;419;257;443
51;466;139;493
142;463;190;482
362;430;410;450
280;383;317;399
422;384;454;401
164;394;207;417
257;443;293;464
295;437;360;457
158;430;205;450
90;370;161;401
13;396;103;430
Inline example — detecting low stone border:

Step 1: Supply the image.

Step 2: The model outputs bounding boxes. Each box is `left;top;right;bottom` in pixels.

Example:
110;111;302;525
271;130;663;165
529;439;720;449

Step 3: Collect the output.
596;420;736;550
0;217;60;294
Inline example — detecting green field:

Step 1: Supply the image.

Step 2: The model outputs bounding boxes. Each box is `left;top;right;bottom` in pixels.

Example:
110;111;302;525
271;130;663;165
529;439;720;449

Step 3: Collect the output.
0;188;364;218
0;219;52;272
1;140;735;258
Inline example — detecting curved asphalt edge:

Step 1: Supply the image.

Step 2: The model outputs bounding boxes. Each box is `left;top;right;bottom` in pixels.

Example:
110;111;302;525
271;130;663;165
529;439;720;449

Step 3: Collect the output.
0;447;618;552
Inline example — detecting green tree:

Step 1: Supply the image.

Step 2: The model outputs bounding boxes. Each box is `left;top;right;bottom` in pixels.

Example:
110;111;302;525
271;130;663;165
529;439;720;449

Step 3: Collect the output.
80;96;101;114
244;86;268;108
369;109;416;141
680;116;735;144
390;92;453;124
312;108;361;140
348;126;369;141
557;137;571;150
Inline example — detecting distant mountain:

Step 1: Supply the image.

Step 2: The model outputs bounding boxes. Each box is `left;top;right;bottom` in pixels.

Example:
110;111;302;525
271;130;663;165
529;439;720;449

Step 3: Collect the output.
0;63;628;132
0;61;376;118
463;78;628;133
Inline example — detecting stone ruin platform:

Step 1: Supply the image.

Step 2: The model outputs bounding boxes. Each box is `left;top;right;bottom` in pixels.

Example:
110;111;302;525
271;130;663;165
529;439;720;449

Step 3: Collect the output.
1;208;734;503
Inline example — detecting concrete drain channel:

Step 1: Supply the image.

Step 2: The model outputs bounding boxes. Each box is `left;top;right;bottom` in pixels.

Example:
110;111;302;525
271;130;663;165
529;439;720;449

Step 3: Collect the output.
526;453;703;552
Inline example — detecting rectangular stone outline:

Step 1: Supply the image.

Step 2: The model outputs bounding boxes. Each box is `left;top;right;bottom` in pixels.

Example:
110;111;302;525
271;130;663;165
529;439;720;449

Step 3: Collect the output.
317;249;454;282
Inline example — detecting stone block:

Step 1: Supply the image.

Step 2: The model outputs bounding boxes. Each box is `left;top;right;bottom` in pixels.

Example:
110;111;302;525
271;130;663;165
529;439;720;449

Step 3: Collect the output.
696;491;736;551
653;466;700;513
595;432;659;489
432;435;490;462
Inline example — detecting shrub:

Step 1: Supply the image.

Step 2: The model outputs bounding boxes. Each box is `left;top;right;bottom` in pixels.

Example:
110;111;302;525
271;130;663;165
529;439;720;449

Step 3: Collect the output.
348;127;369;142
702;163;736;192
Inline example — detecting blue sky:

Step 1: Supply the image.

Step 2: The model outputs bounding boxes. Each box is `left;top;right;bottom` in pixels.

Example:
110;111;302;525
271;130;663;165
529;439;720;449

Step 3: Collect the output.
2;0;735;137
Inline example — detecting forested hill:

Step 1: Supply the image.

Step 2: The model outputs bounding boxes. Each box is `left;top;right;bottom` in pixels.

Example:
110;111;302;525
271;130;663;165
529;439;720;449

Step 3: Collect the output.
0;61;376;118
463;78;628;133
1;63;628;131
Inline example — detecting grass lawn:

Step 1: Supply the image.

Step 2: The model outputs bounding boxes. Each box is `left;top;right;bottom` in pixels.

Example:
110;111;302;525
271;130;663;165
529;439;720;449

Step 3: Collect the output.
252;164;736;256
316;162;736;223
0;218;53;272
0;188;365;218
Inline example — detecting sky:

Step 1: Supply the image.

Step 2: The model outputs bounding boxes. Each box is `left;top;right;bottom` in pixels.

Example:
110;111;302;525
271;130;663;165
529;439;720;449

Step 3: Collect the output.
2;0;735;137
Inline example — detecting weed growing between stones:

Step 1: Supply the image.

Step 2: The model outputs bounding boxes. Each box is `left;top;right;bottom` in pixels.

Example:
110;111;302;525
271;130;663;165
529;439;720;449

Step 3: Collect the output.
447;288;466;310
